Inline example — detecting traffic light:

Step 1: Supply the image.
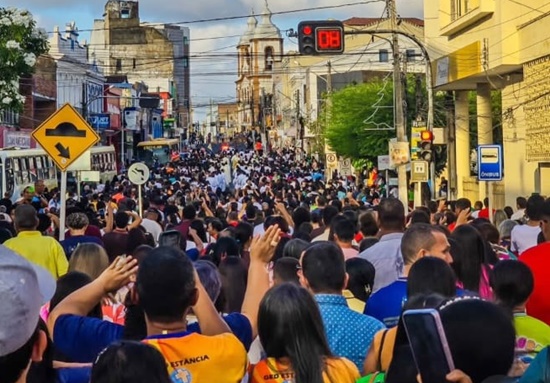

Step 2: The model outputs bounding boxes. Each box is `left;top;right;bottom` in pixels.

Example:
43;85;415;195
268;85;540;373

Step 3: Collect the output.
419;130;434;162
298;20;345;55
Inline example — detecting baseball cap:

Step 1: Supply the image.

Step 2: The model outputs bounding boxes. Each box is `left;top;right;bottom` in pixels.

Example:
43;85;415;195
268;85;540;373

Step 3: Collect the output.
0;246;56;357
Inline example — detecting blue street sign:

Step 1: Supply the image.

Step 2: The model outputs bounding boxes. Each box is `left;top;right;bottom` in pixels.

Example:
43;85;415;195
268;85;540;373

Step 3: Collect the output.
477;144;502;181
88;114;110;130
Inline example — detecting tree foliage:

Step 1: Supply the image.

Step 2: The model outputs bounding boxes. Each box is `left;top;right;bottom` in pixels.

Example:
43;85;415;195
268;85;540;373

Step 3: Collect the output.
324;79;395;164
0;7;48;112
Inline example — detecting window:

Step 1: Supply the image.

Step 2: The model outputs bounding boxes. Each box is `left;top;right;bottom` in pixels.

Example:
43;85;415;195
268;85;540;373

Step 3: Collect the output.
132;58;136;69
120;9;130;18
183;57;189;68
406;49;417;62
265;47;274;71
116;59;122;72
379;49;389;62
184;36;189;45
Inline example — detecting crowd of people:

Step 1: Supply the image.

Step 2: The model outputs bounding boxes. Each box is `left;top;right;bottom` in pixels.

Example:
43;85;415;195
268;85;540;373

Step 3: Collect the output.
2;146;550;383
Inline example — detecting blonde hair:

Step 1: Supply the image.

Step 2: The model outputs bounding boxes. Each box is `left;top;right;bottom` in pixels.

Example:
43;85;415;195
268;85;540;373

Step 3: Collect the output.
69;243;110;280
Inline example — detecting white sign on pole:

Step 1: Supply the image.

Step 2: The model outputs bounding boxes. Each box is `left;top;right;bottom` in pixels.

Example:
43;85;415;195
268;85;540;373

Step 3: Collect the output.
128;163;150;217
378;155;390;171
128;163;150;185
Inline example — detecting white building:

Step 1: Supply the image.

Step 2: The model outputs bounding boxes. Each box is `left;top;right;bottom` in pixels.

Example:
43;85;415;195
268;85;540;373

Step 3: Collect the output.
48;22;105;116
235;1;284;135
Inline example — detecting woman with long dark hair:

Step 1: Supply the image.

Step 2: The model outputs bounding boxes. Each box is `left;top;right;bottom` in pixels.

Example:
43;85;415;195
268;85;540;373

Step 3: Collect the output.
449;225;493;299
250;283;359;383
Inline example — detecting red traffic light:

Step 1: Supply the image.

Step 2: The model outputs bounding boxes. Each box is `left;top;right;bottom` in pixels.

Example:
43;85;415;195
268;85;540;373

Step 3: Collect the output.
302;25;313;35
420;130;434;141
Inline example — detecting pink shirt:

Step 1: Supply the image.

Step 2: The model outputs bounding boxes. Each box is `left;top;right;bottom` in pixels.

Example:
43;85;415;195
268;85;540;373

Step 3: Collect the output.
342;247;359;260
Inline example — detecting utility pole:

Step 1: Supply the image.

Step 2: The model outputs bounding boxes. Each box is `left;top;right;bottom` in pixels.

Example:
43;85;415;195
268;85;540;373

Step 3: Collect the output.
446;91;457;200
296;89;302;152
388;0;409;211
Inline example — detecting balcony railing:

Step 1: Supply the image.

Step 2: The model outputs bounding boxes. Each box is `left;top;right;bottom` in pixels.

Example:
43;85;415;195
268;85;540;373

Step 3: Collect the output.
0;110;20;127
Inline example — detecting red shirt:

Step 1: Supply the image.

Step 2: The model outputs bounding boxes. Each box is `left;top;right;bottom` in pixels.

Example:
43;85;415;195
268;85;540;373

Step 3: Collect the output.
478;208;495;219
520;242;550;326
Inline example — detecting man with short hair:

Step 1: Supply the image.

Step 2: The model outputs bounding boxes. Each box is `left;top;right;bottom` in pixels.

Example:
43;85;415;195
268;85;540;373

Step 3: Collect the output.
448;198;472;231
312;205;339;242
0;246;55;383
511;196;528;221
4;205;68;279
300;241;385;372
332;217;358;260
511;195;543;256
60;212;104;258
140;209;163;245
103;211;142;261
359;198;406;292
364;223;452;327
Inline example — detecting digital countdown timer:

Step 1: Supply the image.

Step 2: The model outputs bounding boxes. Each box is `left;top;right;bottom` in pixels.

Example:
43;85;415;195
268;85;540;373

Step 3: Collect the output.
298;20;345;55
315;27;344;52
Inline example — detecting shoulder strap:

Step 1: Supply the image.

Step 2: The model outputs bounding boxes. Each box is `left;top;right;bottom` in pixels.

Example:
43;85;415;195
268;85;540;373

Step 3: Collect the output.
376;329;389;372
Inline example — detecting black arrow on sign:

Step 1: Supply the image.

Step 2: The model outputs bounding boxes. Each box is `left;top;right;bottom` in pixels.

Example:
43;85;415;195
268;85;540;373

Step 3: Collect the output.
55;143;70;159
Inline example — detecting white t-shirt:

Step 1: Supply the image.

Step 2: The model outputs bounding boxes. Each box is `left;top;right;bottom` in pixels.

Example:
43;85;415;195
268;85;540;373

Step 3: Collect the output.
511;224;541;255
140;218;163;244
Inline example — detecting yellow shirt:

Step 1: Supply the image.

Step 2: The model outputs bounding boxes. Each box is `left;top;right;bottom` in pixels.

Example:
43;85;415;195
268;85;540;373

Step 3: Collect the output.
4;231;68;279
250;357;360;383
343;289;366;313
143;331;247;383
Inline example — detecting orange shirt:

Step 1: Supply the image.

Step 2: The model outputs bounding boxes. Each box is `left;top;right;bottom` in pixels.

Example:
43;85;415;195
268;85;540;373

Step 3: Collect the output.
143;331;247;383
250;357;359;383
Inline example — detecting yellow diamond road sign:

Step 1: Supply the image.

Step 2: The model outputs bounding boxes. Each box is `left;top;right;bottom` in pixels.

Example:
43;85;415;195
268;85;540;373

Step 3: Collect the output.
32;103;100;171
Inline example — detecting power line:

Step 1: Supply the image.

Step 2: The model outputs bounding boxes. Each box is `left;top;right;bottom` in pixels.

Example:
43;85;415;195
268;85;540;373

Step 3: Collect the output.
44;1;384;34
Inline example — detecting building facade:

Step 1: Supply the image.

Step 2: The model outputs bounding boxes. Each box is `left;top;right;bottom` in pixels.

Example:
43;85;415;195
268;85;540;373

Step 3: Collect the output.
90;0;190;129
424;0;550;206
49;22;105;117
235;1;283;143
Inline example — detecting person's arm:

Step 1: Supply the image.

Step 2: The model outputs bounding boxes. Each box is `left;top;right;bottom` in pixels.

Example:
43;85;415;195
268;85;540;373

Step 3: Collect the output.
192;268;231;335
241;225;281;339
201;199;214;218
48;256;138;338
188;228;204;252
275;202;295;228
127;211;143;230
363;342;378;374
104;203;114;234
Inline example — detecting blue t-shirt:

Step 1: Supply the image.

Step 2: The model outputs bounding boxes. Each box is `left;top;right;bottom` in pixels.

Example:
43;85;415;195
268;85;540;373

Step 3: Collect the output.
365;278;466;327
365;278;408;327
57;367;91;383
53;313;253;363
60;236;104;259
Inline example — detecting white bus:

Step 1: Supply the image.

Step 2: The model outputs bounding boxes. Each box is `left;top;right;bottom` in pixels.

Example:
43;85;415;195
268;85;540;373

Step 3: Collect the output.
0;146;117;202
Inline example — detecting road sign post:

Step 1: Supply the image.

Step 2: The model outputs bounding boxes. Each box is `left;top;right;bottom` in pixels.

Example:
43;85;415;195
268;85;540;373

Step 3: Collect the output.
477;144;503;223
128;163;150;217
32;103;100;240
411;160;429;208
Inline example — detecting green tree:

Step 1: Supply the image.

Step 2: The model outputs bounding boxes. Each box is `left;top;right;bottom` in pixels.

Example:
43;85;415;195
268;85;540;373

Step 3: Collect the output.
324;78;395;164
0;7;48;112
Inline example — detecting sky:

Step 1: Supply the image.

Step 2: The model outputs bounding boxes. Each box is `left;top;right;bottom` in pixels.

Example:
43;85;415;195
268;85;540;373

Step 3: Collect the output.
10;0;424;120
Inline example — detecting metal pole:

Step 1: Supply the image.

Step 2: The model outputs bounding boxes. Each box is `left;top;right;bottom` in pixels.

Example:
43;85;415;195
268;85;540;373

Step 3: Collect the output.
59;171;67;241
426;60;436;200
121;115;125;168
76;171;81;202
446;92;457;200
138;185;143;217
387;0;409;212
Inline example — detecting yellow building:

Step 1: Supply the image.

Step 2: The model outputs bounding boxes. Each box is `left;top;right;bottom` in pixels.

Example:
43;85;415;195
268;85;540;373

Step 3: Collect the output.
425;0;550;206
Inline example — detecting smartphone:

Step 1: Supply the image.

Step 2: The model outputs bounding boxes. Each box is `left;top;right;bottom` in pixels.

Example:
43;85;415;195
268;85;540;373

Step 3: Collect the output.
159;230;182;250
403;309;455;383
